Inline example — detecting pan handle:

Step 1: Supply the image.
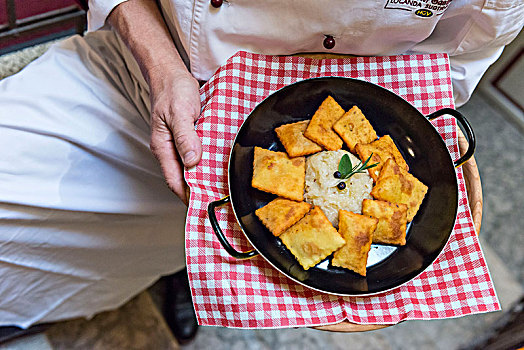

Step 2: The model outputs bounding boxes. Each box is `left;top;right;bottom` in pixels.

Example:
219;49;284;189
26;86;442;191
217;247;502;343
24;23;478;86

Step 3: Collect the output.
426;108;476;168
207;196;259;260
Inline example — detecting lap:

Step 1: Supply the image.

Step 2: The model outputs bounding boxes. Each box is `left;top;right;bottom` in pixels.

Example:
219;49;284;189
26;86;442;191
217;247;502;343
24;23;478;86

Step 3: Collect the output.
0;32;187;327
0;31;178;215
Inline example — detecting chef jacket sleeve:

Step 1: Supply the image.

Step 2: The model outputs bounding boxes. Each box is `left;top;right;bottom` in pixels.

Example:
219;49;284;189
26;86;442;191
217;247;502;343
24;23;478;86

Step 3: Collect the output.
448;0;523;106
87;0;130;32
450;46;505;107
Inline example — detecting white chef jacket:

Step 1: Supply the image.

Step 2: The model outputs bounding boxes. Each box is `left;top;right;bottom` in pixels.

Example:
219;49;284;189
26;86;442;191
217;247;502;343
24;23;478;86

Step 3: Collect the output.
0;0;521;329
88;0;524;106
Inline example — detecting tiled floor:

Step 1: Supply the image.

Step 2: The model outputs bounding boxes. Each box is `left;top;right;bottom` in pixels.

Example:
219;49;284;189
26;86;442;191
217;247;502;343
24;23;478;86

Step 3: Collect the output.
1;38;523;349
1;292;179;350
45;293;179;350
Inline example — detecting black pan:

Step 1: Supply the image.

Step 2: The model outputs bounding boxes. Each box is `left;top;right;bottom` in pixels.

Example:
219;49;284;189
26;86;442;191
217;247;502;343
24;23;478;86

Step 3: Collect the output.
208;77;475;296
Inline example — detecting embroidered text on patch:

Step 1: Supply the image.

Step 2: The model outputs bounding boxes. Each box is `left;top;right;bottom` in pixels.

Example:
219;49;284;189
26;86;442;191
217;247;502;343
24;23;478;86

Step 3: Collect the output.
384;0;452;16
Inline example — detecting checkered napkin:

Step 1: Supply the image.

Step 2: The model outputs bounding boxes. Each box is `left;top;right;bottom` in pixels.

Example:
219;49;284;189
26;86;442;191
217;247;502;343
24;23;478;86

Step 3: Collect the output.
184;51;500;328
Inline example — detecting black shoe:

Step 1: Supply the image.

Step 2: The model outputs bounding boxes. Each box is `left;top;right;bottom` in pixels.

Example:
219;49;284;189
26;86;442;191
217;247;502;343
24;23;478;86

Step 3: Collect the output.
163;269;198;345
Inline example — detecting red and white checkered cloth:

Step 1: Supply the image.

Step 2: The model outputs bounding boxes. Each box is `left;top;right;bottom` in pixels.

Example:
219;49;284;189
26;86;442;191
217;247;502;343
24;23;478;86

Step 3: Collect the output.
184;51;500;328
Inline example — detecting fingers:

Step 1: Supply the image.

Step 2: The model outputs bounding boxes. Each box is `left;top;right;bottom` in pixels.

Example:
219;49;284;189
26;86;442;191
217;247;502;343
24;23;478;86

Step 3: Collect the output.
167;107;202;168
148;74;202;201
150;117;189;204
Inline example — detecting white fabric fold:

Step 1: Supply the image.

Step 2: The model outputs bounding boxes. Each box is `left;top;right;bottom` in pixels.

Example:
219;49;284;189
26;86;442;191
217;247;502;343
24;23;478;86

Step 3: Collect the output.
0;32;186;327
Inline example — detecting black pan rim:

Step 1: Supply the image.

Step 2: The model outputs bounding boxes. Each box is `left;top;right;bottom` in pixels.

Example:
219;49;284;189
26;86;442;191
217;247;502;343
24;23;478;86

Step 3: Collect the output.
226;76;458;296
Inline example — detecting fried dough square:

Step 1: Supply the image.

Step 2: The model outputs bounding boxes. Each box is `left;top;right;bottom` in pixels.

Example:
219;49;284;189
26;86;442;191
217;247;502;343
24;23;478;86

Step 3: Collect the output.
303;96;345;151
332;210;378;276
377;157;404;179
362;199;408;246
355;135;409;182
280;206;346;270
333;106;378;152
252;147;306;201
255;198;312;236
275;120;323;157
371;158;428;221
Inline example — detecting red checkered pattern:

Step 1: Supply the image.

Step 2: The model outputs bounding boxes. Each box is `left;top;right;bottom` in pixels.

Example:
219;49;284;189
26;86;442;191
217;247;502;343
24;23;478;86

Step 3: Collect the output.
184;51;500;328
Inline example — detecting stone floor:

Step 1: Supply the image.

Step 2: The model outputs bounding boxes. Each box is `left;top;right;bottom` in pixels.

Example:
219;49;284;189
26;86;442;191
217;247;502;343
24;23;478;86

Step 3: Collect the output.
1;38;523;350
463;93;524;285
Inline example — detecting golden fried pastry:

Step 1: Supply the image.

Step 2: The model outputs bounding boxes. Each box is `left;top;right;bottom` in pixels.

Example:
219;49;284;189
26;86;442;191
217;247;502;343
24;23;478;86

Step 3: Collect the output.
362;199;408;245
255;198;311;236
377;156;404;179
371;158;428;221
275;120;323;157
252;147;306;201
333;106;378;152
332;210;378;276
303;96;345;151
355;135;409;182
280;206;345;270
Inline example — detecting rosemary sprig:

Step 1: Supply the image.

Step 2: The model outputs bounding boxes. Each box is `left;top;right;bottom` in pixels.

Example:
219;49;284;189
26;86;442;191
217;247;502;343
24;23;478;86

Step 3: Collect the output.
338;153;378;181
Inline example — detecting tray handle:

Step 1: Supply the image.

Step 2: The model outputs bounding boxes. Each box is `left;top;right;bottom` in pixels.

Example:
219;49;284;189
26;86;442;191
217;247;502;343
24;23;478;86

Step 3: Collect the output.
207;196;259;259
426;108;476;168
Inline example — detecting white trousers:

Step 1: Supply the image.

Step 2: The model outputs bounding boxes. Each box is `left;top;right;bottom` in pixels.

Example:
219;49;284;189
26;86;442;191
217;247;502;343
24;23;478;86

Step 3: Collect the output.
0;31;187;328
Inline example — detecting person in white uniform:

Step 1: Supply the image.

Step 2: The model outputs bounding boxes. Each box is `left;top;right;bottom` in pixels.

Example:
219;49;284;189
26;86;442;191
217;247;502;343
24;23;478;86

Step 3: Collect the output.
0;0;522;337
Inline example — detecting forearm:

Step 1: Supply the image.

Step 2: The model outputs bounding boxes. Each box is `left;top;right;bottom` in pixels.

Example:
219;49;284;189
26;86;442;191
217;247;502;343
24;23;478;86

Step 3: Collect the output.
107;0;191;87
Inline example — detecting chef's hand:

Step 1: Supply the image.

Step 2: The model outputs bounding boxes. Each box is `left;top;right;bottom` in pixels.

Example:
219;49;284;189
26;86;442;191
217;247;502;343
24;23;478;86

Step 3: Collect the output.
108;0;202;204
148;68;202;204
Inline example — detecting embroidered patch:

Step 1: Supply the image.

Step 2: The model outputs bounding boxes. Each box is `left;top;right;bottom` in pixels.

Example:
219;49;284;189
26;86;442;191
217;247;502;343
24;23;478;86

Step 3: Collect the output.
415;9;433;17
384;0;452;17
